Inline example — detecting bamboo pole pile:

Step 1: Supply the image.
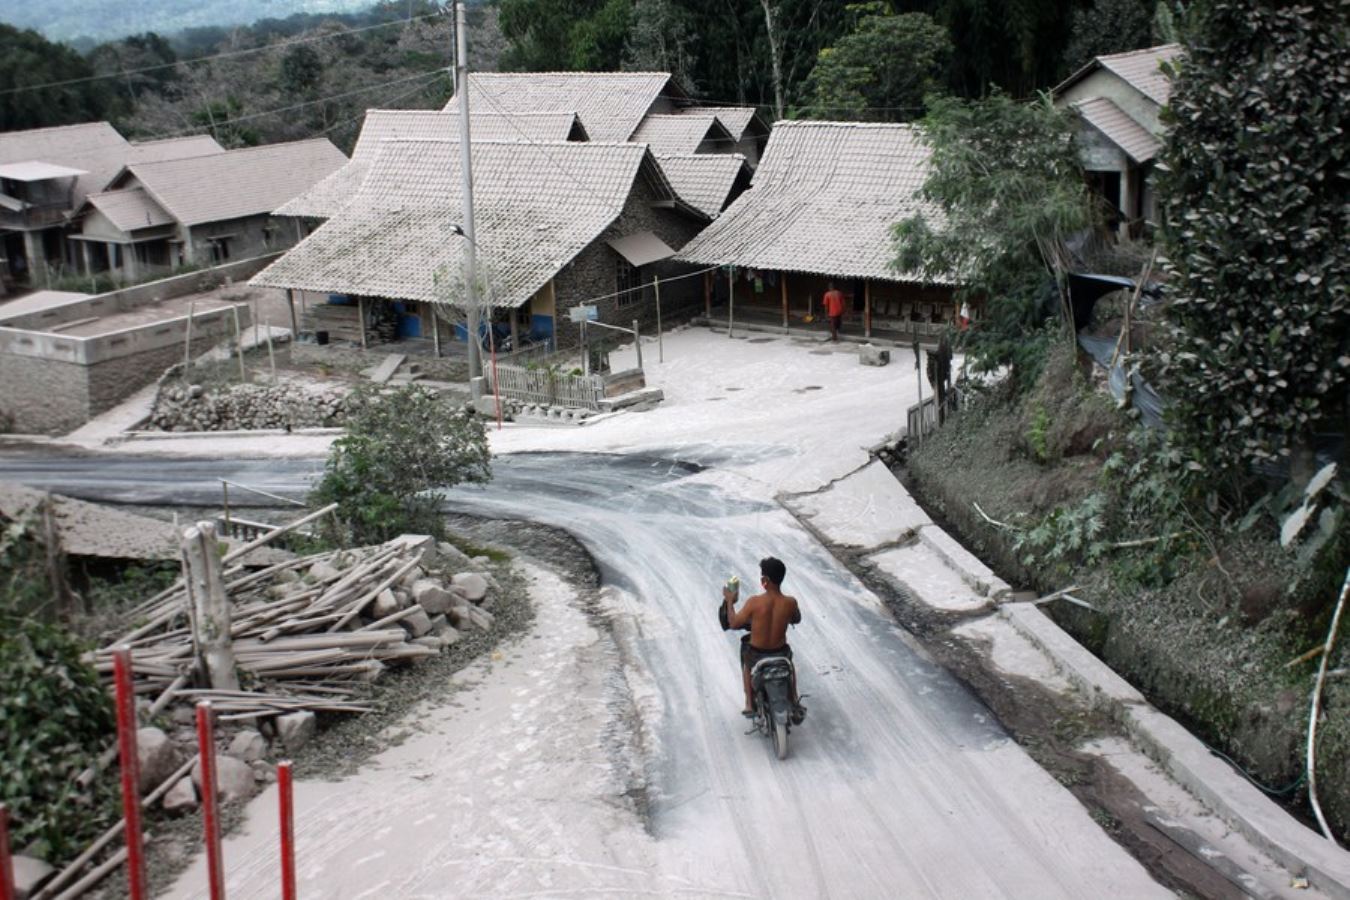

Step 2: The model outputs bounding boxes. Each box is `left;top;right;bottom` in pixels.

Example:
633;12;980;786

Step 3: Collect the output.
87;536;452;720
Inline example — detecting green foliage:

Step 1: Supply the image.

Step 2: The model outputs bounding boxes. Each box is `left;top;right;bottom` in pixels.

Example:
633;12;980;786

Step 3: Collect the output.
1062;0;1155;72
311;385;492;544
0;24;119;129
87;32;178;102
894;92;1096;387
279;44;324;96
1013;492;1109;575
500;0;632;70
623;0;699;89
799;4;951;122
1152;0;1350;478
190;96;261;147
1025;403;1052;463
0;515;117;862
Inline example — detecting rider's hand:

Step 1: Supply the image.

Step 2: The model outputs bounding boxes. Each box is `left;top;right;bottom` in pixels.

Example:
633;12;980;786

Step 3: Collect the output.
722;586;737;603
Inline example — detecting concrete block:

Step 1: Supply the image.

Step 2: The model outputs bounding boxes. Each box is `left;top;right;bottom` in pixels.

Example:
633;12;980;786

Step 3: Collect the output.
276;710;317;754
859;344;890;366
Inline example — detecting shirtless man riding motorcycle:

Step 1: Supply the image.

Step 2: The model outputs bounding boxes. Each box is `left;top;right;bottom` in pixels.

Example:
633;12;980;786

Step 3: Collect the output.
722;556;805;721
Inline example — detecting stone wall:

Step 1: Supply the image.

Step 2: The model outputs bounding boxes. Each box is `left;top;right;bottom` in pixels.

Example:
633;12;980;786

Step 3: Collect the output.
550;174;706;350
0;353;90;434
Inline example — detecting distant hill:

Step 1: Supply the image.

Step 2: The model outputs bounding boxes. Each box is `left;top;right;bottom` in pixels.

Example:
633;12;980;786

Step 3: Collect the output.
0;0;382;44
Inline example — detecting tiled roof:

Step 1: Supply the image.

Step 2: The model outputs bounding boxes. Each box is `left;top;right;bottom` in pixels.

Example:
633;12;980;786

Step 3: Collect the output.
123;138;347;227
1054;44;1182;107
1073;97;1162;163
655;153;748;217
125;135;224;165
254;140;664;308
679;106;762;140
676;121;943;283
275;110;585;219
450;72;673;142
631;114;732;155
0;122;129;207
85;187;174;232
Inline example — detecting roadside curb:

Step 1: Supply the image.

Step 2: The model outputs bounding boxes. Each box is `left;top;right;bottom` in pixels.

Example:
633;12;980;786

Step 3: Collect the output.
916;523;1013;600
113;427;344;441
1000;600;1350;899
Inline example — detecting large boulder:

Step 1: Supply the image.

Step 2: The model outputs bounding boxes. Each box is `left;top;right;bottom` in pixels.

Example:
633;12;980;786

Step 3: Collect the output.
309;559;341;582
227;729;267;763
411;579;455;615
436;541;474;568
371;588;402;620
276;710;317;754
450;572;490;603
391;534;437;565
161;776;198;815
137;727;180;795
192;755;255;804
401;607;434;637
859;344;891;367
13;855;53;900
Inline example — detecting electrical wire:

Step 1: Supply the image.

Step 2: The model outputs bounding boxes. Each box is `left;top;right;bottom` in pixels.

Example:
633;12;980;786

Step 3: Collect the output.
0;10;449;97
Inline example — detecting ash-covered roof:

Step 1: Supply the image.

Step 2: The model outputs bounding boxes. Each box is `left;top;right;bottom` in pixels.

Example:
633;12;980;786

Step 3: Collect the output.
1055;44;1182;107
677;106;764;141
275;109;585;219
676;121;943;283
254;139;676;309
631;114;733;155
655;153;749;218
116;138;347;227
85;187;174;232
1072;97;1163;163
450;72;676;142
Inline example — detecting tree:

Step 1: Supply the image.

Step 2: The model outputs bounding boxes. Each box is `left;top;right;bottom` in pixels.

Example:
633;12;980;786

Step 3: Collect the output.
498;0;632;71
893;92;1097;387
311;385;492;544
87;32;179;104
1062;0;1154;73
800;4;951;121
1151;0;1350;478
623;0;698;90
278;44;324;97
0;25;119;130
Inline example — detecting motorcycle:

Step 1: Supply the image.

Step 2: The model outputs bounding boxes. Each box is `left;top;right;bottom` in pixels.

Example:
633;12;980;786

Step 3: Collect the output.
746;646;797;760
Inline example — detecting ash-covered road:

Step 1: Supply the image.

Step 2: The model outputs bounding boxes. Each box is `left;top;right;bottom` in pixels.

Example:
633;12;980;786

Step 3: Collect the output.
0;450;1168;897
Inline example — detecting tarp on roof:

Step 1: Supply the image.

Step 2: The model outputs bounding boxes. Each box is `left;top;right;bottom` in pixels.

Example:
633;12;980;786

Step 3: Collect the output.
0;161;87;181
608;231;675;267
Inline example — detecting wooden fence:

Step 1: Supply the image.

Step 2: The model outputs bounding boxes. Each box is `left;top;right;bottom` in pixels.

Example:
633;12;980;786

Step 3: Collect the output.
488;362;605;410
906;390;961;444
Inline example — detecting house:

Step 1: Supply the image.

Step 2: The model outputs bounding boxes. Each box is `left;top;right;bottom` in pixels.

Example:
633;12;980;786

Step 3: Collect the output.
0;122;221;288
276;109;588;221
72;138;347;281
252;137;709;351
1053;44;1183;237
676;120;956;340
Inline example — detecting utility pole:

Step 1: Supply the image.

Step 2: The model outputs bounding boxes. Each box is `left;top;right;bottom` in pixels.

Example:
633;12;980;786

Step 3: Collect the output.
455;0;482;394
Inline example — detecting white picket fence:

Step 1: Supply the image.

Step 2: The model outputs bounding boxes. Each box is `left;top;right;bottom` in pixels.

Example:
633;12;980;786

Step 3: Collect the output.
488;362;605;410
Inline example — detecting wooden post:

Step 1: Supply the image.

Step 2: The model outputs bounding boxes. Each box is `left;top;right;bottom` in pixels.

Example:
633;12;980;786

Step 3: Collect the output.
231;305;246;382
780;273;788;330
727;267;735;338
265;319;276;378
508;305;518;356
357;296;367;350
41;493;75;617
182;521;239;691
703;270;711;318
654;275;663;364
431;303;442;358
285;289;298;338
864;280;872;339
633;319;643;371
183;300;196;375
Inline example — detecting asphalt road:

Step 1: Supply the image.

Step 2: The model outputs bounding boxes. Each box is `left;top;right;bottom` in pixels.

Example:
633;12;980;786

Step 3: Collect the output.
0;451;1169;897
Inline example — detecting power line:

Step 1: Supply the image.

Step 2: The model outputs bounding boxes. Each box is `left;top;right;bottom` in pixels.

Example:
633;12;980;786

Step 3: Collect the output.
0;10;448;98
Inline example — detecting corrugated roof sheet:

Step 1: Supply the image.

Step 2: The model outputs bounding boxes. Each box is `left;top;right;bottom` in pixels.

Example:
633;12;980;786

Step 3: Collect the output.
1073;97;1162;163
0;161;87;181
655;153;748;218
85;187;175;232
450;72;673;142
254;140;662;308
125;138;347;227
275;110;584;219
676;121;942;283
679;106;761;140
631;114;731;155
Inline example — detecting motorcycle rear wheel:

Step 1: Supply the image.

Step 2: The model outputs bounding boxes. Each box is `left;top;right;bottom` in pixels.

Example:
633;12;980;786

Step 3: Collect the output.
773;720;789;760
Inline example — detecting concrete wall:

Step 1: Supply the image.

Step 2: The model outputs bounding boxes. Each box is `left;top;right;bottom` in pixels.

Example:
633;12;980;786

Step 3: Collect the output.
550;174;706;349
0;352;90;433
186;216;294;267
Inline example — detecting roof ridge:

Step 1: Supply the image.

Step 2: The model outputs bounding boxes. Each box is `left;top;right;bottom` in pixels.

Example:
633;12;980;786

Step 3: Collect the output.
471;71;671;78
774;120;921;130
1097;42;1182;62
0;121;119;138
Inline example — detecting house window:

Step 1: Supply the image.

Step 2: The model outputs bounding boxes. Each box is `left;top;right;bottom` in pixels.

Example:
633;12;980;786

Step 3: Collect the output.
207;237;232;263
616;258;645;308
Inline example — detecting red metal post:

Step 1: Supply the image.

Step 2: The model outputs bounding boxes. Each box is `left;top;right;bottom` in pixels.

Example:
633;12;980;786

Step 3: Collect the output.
277;761;296;900
113;646;147;900
0;803;15;900
196;701;226;900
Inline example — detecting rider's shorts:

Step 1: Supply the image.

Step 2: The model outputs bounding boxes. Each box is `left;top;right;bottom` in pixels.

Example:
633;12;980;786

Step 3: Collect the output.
741;640;792;670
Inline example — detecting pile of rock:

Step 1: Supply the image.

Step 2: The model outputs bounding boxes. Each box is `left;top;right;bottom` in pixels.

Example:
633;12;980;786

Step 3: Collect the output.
148;382;348;432
511;402;597;424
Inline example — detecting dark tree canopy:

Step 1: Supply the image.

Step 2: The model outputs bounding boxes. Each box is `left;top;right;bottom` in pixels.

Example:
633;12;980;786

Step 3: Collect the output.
1153;0;1350;475
1062;0;1156;73
799;4;951;121
0;24;119;130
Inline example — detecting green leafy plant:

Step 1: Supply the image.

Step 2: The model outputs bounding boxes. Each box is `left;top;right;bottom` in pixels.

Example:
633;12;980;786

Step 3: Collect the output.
1012;492;1109;576
311;384;492;544
1025;404;1052;464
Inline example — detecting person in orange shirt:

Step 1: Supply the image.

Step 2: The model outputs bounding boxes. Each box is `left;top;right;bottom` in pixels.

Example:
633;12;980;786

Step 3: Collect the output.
822;282;847;342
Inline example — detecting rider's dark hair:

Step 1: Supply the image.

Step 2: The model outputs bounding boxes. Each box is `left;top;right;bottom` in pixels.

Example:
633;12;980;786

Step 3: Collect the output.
760;556;786;588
